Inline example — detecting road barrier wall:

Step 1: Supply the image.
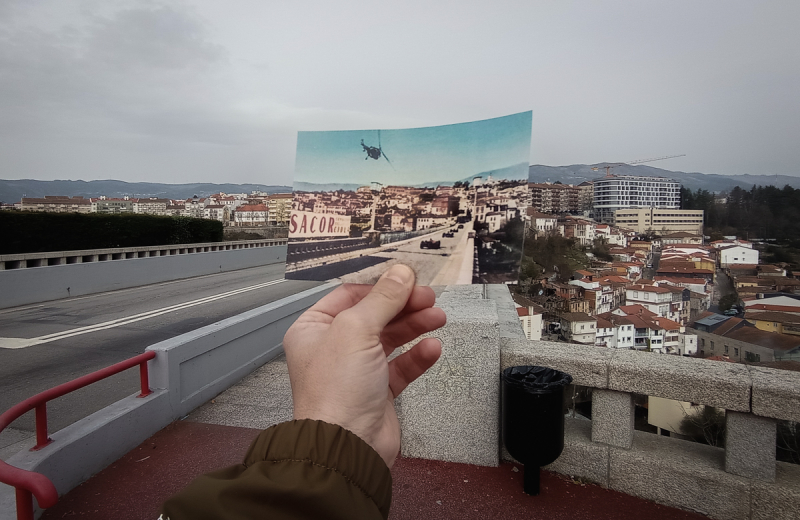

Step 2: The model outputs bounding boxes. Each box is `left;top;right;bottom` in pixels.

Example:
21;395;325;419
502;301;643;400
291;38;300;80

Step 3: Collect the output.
0;282;337;519
0;241;287;309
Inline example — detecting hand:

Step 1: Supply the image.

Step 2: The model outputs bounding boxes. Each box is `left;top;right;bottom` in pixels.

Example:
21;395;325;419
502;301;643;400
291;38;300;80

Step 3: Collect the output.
283;264;446;468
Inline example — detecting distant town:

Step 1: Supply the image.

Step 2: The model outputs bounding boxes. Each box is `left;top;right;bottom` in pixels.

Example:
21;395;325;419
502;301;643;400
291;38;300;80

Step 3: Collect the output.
511;174;799;370
4;173;800;368
1;191;293;227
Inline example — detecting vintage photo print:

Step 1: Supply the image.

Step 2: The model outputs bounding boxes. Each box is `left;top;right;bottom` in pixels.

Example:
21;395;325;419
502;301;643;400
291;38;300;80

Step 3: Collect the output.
286;111;532;285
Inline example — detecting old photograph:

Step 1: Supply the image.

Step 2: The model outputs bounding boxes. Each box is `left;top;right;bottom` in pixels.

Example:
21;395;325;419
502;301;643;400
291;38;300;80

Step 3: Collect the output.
286;111;532;285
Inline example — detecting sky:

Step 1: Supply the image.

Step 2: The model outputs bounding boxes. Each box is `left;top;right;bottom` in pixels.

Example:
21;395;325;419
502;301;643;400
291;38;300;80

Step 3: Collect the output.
1;1;799;186
295;112;531;187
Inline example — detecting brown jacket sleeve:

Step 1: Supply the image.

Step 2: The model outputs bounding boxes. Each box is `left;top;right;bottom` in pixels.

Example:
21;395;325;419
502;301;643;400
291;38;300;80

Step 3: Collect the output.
161;419;392;520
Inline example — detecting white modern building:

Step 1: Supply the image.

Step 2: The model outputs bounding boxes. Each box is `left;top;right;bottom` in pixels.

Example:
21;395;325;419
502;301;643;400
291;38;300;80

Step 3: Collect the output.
593;174;681;223
719;245;759;268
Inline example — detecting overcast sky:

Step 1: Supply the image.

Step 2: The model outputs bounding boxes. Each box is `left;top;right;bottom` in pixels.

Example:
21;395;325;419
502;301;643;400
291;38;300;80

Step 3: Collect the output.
1;1;798;186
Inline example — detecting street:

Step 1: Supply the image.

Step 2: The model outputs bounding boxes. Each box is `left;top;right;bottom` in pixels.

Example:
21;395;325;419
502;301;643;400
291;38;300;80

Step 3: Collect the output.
0;264;321;451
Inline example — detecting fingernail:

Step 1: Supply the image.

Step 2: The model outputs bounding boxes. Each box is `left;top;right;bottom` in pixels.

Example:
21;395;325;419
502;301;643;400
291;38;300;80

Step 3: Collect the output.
384;264;413;284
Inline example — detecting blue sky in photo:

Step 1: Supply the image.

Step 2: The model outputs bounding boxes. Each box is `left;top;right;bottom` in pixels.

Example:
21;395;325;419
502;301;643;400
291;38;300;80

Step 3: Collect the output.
294;111;532;187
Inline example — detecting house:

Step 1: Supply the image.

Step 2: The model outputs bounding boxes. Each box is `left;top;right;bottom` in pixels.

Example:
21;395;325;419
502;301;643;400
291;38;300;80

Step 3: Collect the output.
719;245;759;268
744;311;800;336
203;205;230;223
233;204;268;226
625;285;674;318
689;312;800;362
661;232;703;245
516;306;544;341
526;209;558;234
559;312;597;344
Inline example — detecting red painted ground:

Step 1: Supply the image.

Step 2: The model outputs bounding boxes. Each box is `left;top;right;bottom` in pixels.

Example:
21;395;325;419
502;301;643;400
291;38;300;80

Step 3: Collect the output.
41;420;708;520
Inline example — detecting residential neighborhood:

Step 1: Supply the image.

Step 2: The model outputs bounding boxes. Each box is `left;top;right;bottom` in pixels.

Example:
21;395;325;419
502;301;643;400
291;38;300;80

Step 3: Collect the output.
10;192;293;226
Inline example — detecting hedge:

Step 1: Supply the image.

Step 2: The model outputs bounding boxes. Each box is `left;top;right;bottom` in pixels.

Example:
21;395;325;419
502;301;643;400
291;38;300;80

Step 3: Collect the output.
0;212;223;255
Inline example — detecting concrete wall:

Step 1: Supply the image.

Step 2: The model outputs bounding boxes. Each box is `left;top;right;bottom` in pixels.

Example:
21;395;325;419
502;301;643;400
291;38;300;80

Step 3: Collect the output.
0;245;287;309
0;281;336;520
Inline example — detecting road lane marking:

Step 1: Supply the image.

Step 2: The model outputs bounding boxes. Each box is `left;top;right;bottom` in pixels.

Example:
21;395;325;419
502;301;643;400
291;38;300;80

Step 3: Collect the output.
0;279;287;349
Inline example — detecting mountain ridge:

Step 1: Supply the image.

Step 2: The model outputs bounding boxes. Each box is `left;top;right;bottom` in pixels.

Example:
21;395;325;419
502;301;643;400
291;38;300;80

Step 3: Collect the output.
3;164;799;203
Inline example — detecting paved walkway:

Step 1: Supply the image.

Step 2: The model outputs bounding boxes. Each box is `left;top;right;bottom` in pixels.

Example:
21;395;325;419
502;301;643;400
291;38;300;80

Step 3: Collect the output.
39;356;708;520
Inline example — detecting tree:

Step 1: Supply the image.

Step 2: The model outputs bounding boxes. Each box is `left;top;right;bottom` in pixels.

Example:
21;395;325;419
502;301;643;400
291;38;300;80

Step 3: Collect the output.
718;293;738;312
679;406;726;447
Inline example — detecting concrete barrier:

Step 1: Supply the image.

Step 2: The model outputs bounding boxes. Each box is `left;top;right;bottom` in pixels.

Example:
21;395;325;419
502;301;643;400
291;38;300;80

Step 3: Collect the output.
0;281;337;520
0;245;287;309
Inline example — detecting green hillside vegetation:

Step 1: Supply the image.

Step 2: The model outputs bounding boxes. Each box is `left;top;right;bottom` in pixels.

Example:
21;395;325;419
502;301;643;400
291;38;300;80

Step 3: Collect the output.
683;185;800;269
518;233;589;293
0;212;222;255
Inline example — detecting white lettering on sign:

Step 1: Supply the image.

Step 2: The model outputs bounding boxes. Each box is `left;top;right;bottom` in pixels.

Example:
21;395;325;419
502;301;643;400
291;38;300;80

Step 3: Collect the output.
288;210;351;238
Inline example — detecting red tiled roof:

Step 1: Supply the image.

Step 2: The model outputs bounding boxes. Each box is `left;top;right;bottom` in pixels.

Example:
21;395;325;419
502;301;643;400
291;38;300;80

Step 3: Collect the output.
745;303;800;313
616;305;657;317
516;307;529;317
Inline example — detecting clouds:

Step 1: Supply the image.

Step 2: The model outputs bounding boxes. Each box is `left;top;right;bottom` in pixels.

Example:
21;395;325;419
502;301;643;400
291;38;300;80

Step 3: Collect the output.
1;1;799;186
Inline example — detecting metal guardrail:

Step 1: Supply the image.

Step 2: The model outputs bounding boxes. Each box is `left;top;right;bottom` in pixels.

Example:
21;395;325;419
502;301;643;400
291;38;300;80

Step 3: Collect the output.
0;351;157;520
0;239;288;270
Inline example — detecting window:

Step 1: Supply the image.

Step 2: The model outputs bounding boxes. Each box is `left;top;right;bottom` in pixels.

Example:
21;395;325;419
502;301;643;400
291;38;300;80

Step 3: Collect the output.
724;345;729;355
710;341;715;351
734;348;739;356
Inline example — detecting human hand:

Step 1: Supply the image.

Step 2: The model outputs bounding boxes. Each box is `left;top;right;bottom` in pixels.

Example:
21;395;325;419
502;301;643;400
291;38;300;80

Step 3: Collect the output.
284;264;446;468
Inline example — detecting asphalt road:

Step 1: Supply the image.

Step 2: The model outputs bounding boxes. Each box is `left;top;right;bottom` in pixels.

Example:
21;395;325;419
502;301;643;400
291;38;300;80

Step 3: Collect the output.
292;223;474;285
0;264;322;434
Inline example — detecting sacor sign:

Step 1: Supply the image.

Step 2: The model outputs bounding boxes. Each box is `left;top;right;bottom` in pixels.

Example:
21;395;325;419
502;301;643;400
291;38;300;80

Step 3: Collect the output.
289;210;351;238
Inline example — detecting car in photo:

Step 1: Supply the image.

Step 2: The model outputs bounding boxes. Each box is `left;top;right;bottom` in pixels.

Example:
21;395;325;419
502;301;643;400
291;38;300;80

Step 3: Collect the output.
420;239;441;250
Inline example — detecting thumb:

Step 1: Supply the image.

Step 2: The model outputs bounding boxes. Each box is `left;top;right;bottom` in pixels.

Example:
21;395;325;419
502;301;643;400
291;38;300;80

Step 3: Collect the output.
347;264;415;335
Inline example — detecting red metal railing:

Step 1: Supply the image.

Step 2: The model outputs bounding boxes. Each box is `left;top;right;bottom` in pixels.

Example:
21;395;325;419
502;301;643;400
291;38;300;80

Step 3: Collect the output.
0;350;156;520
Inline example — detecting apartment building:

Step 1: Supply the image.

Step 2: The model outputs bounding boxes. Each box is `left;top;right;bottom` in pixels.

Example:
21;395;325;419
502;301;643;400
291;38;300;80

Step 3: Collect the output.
233;204;268;226
613;208;704;235
133;198;170;216
593;174;681;223
19;196;92;213
91;197;134;214
528;183;588;214
267;193;293;225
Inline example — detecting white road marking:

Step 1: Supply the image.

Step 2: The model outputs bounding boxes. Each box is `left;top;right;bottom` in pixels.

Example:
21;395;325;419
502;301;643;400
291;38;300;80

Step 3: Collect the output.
0;279;287;350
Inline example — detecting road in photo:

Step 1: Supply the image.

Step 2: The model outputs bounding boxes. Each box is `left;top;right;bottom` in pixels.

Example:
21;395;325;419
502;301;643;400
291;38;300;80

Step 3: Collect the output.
290;220;476;285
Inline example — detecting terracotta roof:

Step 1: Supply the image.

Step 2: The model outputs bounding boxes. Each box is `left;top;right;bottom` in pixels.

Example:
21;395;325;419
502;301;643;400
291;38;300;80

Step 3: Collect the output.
654;277;707;286
727;264;759;270
560;312;596;322
745;303;800;313
629;284;671;294
616;305;657;317
713;317;744;336
654;317;681;329
724;327;800;352
744;311;800;324
236;204;267;211
661;231;701;238
516;307;529;317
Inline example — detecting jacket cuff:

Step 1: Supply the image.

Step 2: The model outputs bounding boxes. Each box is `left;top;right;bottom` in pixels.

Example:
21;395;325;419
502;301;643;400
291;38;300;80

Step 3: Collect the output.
243;419;392;517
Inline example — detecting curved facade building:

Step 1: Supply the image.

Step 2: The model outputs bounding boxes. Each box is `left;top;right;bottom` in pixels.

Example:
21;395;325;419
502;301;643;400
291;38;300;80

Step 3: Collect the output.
593;175;680;223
